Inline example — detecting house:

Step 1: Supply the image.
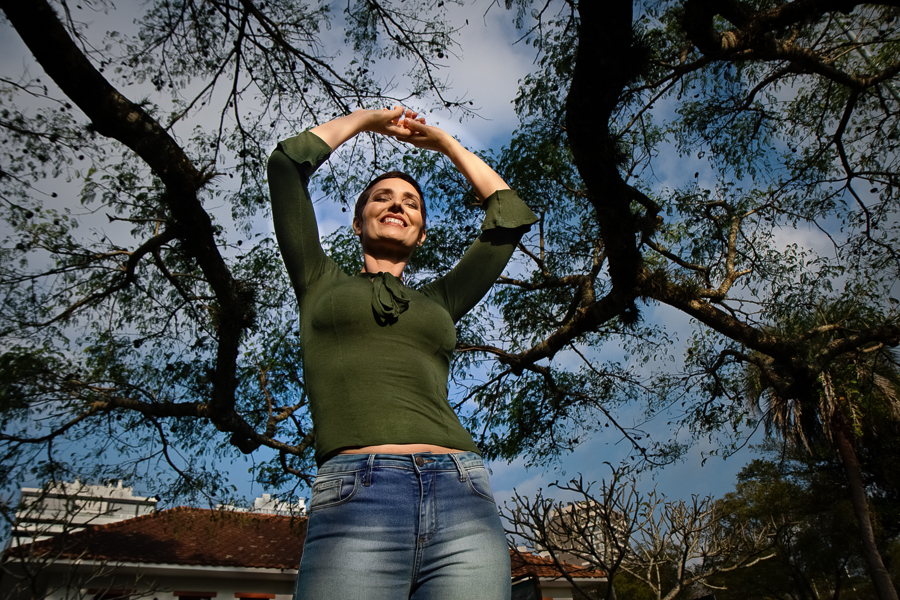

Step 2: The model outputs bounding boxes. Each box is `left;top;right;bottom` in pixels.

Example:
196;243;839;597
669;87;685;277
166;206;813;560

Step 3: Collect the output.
2;485;604;600
1;507;305;600
9;481;158;548
510;550;607;599
544;500;629;565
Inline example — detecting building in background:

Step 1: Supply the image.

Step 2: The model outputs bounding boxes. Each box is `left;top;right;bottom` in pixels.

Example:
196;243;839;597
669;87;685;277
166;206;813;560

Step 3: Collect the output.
9;481;158;549
544;500;629;566
510;550;607;599
1;506;305;600
218;493;305;517
2;482;602;600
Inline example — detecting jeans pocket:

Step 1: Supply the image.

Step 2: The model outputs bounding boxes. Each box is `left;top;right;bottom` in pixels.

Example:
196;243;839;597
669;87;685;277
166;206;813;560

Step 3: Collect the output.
464;465;497;504
309;472;358;511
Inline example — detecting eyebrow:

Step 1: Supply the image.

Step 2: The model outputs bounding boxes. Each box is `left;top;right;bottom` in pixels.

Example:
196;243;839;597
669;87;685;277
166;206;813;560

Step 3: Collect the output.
374;189;420;203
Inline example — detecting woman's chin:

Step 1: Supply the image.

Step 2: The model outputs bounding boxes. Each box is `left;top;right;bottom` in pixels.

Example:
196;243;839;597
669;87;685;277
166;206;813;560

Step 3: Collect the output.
365;234;416;251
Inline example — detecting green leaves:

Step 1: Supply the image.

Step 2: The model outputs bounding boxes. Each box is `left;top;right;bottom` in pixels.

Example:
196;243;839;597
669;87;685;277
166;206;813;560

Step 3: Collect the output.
0;0;478;507
1;0;899;522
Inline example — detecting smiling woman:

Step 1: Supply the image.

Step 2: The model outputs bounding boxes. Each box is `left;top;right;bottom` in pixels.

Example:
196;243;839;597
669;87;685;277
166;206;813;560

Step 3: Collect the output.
268;106;537;599
352;174;427;264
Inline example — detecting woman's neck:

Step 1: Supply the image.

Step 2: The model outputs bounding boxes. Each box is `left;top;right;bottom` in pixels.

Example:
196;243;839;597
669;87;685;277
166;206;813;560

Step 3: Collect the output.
361;255;407;278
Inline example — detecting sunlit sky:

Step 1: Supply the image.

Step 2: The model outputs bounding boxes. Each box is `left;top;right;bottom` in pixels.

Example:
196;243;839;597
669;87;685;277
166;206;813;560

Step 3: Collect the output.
0;0;777;513
270;0;760;508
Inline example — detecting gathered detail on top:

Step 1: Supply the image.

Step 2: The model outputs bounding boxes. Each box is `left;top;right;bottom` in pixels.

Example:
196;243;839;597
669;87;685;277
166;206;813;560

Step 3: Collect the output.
360;271;410;325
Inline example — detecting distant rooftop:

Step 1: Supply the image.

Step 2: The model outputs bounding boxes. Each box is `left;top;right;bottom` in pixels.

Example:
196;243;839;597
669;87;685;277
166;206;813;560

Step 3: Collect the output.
10;481;305;550
218;492;306;516
6;506;307;570
10;481;158;548
510;548;607;581
7;506;606;582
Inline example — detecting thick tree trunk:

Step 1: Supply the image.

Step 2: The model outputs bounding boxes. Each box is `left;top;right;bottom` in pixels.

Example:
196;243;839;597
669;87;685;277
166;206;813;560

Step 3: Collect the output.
566;0;642;308
497;0;646;374
0;0;256;442
832;423;899;600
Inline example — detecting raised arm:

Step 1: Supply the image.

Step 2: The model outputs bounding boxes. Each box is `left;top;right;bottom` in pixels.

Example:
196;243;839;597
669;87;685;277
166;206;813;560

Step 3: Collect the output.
401;119;509;202
312;108;507;201
268;132;333;297
270;107;422;296
310;106;421;151
399;120;537;321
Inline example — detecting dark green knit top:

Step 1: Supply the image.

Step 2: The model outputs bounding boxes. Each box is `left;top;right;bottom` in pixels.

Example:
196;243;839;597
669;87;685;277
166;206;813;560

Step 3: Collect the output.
268;131;538;466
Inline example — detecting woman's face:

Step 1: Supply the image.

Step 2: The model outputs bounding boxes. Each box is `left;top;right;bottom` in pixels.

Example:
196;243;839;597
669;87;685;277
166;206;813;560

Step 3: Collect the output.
352;178;426;257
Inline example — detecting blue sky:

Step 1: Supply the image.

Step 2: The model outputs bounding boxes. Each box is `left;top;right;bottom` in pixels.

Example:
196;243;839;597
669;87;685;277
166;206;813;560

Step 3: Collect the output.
0;0;776;515
255;1;759;509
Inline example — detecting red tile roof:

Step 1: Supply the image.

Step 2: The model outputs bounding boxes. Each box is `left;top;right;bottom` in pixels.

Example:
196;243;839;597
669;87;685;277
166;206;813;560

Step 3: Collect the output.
510;549;606;580
6;507;307;570
7;507;604;581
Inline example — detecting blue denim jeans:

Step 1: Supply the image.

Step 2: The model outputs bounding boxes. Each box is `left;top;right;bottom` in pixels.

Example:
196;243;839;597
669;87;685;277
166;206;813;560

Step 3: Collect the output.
294;452;511;600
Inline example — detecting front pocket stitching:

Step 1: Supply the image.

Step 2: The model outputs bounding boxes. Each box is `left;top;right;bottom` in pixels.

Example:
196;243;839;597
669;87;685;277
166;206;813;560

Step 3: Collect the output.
464;469;495;503
310;475;358;511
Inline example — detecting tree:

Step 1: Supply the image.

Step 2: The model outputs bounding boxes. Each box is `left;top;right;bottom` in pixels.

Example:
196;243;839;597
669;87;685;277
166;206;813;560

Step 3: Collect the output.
1;0;899;576
503;470;775;600
0;0;469;503
443;0;900;464
409;1;900;592
707;443;897;600
742;303;900;599
453;2;900;594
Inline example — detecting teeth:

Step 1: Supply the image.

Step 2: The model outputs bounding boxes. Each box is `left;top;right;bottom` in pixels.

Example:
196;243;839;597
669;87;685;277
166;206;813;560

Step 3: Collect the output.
383;217;404;226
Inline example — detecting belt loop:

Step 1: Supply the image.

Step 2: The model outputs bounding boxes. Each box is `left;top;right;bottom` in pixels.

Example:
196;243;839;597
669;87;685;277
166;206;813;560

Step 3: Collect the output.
449;453;466;482
363;454;376;487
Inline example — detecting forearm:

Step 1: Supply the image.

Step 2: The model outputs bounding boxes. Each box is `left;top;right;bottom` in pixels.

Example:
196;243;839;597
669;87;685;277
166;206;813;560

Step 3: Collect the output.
443;140;509;202
309;111;370;151
309;106;412;151
401;119;509;202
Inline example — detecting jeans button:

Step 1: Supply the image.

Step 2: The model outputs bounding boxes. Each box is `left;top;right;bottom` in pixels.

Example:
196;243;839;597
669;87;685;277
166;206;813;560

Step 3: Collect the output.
415;456;425;467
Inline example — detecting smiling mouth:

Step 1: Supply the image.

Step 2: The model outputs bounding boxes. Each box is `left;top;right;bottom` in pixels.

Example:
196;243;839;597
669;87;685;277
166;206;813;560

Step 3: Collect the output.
381;216;406;227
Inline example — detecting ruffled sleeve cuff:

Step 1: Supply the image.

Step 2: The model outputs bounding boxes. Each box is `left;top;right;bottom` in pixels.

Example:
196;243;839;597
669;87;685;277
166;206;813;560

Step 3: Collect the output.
480;189;539;231
276;131;333;179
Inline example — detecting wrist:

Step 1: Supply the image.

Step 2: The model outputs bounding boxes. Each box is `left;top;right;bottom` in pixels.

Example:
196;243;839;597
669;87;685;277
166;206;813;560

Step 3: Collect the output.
436;132;463;157
443;139;470;163
349;110;372;135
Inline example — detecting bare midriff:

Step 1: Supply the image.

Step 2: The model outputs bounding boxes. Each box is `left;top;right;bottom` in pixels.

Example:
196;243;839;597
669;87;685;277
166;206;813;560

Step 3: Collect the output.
339;443;464;455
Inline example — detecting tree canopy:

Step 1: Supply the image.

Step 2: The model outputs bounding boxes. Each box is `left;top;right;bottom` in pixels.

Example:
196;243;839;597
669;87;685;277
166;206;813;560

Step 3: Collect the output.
1;0;898;524
709;441;900;599
459;0;900;467
0;0;472;503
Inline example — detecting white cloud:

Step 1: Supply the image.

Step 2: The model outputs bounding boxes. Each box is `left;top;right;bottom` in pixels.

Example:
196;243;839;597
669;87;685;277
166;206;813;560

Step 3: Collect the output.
435;3;536;150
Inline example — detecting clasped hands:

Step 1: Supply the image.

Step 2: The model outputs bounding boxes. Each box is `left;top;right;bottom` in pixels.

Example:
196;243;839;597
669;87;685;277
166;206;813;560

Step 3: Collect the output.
361;106;452;154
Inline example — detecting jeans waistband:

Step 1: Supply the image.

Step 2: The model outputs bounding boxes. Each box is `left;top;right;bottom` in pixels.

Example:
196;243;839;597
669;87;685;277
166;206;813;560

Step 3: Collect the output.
316;452;484;479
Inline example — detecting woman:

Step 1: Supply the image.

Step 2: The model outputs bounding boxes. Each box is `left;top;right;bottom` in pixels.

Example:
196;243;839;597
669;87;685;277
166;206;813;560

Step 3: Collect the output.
269;106;537;599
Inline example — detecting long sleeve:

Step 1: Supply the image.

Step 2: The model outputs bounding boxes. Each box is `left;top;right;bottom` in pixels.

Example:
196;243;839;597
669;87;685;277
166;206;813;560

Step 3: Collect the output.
422;189;538;322
268;131;335;298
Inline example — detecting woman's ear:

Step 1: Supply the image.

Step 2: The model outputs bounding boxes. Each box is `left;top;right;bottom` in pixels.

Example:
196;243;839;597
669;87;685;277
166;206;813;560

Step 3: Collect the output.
352;217;362;236
417;229;426;247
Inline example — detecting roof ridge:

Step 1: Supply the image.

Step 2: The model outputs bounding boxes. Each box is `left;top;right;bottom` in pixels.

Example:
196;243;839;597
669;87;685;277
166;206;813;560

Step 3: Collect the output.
5;503;309;570
77;503;168;533
509;549;606;579
7;505;303;552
